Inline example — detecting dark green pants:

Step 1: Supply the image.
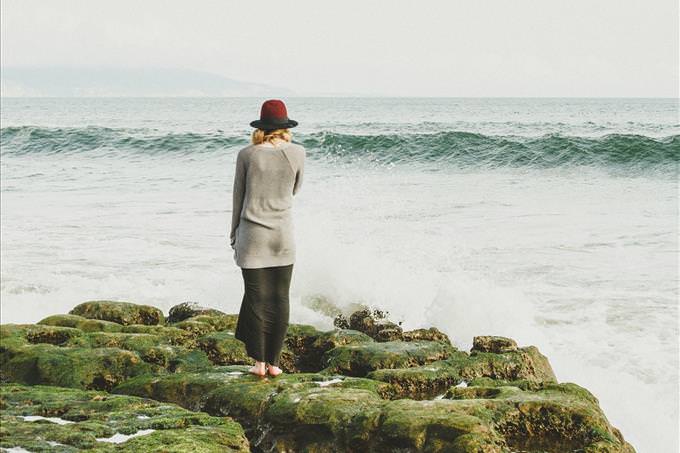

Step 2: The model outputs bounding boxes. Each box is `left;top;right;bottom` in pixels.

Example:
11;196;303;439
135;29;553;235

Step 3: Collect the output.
234;264;293;367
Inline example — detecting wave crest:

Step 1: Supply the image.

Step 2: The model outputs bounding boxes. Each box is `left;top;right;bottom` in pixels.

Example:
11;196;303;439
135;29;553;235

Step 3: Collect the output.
2;126;677;172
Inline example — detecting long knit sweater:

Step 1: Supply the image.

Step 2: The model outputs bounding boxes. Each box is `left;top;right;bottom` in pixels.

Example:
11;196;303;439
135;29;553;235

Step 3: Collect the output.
229;141;306;268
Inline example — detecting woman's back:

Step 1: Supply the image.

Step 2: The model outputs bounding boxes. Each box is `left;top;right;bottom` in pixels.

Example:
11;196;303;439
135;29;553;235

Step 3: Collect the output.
230;141;305;268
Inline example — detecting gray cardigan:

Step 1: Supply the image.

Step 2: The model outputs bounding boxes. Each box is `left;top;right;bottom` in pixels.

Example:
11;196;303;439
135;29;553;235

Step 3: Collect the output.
229;142;306;268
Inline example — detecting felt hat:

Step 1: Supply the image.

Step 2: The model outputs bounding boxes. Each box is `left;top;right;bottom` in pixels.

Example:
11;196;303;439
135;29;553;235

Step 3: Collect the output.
250;99;298;130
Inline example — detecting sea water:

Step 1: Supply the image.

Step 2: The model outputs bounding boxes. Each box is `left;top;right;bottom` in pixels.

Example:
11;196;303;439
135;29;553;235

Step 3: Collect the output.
1;97;678;452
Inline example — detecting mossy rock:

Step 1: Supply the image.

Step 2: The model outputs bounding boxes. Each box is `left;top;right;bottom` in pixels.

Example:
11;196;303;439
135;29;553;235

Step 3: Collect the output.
119;367;240;409
1;304;636;453
347;308;404;342
37;314;125;332
3;343;152;391
67;331;162;350
63;331;212;370
290;328;374;373
25;325;84;345
366;354;467;399
184;314;238;332
0;325;31;379
261;386;386;451
0;383;250;452
471;335;518;353
196;331;249;365
37;313;90;328
376;398;504;451
70;300;164;326
167;302;228;323
402;326;452;344
321;340;457;377
120;324;197;347
455;345;557;383
367;344;558;400
441;381;636;453
78;319;126;333
172;320;216;337
113;368;389;428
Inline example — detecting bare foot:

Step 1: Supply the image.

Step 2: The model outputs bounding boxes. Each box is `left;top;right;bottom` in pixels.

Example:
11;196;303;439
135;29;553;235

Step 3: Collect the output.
267;363;283;377
248;361;266;376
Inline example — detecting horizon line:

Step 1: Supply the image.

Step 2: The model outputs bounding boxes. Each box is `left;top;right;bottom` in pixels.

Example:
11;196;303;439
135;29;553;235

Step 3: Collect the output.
1;95;677;100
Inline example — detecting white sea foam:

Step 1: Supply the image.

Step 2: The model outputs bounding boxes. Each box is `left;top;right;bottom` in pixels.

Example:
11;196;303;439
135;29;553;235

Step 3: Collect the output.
315;378;344;387
18;415;74;425
96;429;156;444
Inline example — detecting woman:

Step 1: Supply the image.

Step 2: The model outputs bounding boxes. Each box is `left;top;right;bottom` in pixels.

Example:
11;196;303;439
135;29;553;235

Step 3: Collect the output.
230;99;306;377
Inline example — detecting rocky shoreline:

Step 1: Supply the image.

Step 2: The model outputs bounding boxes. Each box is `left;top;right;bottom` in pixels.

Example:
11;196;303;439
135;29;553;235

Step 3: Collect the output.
0;300;636;452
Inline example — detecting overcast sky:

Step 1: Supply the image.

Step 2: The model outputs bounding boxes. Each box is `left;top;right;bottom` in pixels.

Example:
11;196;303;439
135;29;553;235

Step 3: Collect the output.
1;0;677;97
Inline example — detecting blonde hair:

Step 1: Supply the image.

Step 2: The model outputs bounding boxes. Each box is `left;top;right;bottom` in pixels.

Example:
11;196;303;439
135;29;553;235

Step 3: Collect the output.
251;128;292;145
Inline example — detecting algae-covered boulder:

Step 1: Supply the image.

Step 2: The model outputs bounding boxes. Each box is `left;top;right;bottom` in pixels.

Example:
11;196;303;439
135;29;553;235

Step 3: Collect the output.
113;367;390;426
338;308;404;342
461;344;557;383
472;335;518;353
25;325;84;345
262;386;385;451
0;383;250;452
39;314;125;333
1;324;83;348
37;313;90;328
0;304;636;453
184;314;238;332
3;343;151;390
70;300;164;326
167;301;228;323
442;380;636;453
322;339;457;377
172;319;217;337
120;324;196;347
291;327;375;372
197;330;250;365
367;354;466;400
376;398;504;451
367;342;557;400
402;326;452;344
65;331;212;370
113;367;246;411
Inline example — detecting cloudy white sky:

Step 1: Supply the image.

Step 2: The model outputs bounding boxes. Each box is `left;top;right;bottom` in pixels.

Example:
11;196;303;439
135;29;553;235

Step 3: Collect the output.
1;0;678;97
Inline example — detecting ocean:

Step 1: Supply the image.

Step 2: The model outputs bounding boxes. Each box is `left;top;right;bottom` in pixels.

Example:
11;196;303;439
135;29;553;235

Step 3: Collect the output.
1;97;678;452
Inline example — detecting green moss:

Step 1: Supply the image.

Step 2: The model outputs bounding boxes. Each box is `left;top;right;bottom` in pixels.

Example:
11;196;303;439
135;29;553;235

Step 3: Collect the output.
4;343;152;391
172;320;216;337
196;331;249;365
322;340;457;377
26;325;84;345
78;319;125;333
184;314;238;332
0;304;637;453
70;300;164;326
37;314;90;328
0;383;249;452
447;345;557;383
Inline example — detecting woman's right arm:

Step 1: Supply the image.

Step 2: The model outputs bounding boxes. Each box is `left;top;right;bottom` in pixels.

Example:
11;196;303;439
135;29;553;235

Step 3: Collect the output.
229;150;247;248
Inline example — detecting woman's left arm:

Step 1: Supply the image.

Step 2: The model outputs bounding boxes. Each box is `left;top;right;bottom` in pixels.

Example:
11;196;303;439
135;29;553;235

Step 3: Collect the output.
229;150;247;248
292;147;306;196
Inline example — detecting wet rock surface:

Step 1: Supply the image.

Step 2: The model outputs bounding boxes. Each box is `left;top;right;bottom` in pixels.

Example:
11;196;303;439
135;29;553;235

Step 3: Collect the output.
0;383;249;452
0;300;636;452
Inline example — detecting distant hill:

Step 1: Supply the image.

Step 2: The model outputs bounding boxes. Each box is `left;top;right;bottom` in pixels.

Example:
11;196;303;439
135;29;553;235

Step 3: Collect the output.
0;66;296;97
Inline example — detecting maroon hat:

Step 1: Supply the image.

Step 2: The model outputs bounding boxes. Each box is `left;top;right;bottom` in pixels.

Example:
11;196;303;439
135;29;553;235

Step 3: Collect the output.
250;99;298;130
